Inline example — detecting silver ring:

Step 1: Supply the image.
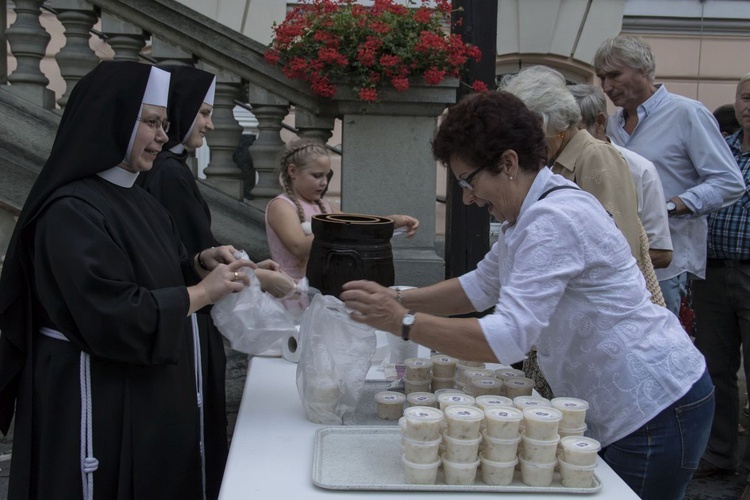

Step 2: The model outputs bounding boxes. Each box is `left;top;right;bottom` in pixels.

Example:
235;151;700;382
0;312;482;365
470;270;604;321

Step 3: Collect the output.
233;271;239;281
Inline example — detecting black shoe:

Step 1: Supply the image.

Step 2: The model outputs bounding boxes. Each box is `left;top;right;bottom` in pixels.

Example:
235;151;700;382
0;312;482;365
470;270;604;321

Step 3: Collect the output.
692;459;736;479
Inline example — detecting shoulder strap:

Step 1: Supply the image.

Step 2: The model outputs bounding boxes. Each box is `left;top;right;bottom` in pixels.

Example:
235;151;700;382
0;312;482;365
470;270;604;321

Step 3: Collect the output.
538;185;580;201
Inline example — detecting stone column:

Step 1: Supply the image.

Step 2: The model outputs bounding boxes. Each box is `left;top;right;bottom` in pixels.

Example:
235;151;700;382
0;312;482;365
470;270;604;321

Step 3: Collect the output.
48;0;99;109
295;108;335;144
330;80;458;288
100;12;146;62
199;63;244;200
5;0;55;108
1;0;7;84
246;86;289;199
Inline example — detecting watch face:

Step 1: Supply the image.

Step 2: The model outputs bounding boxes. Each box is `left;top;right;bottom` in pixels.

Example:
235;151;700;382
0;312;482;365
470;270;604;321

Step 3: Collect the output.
666;201;676;212
403;313;416;326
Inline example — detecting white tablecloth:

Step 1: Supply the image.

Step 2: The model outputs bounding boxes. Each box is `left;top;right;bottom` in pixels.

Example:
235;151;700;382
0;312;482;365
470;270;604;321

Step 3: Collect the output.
219;355;640;500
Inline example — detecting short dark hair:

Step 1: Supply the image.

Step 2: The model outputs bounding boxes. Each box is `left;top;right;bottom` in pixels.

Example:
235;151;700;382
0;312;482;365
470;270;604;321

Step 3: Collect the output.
713;104;740;136
432;91;547;174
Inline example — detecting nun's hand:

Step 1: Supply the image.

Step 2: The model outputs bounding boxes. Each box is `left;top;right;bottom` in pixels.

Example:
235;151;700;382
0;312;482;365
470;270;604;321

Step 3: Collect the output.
255;259;281;272
200;260;253;303
200;245;256;270
340;280;405;334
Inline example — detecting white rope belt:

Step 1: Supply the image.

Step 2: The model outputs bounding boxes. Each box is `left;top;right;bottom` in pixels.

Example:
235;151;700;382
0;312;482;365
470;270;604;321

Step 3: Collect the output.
190;313;207;500
39;327;97;500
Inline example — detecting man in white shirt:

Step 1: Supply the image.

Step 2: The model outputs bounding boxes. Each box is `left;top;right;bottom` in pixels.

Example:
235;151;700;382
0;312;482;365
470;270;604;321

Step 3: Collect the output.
569;83;672;269
593;35;744;316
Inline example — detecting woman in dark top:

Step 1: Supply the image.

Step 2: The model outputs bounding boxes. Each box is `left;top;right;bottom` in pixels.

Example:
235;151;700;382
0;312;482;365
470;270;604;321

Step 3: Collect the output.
137;65;293;499
0;61;252;500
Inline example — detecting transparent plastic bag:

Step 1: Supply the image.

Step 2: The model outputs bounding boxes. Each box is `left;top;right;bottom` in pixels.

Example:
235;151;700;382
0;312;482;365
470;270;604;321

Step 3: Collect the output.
211;265;298;356
295;294;377;424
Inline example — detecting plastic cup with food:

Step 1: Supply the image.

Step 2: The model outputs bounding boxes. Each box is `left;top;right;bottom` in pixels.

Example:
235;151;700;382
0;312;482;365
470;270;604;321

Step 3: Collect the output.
403;406;444;442
519;456;557;487
404;357;433;383
513;395;552;411
475;395;514;411
441;453;480;485
402;454;441;485
375;391;406;420
503;377;535;398
520;431;560;463
479;452;518;486
442;431;482;463
444;405;484;440
522;407;563;441
483;406;524;439
560;436;601;466
437;393;476;411
551;397;589;430
403;377;431;395
558;457;597;488
482;429;521;462
402;434;442;464
468;377;504;397
430;354;458;379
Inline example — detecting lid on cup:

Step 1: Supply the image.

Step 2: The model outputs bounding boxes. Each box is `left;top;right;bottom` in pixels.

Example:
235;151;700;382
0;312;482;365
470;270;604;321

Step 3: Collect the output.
494;368;525;379
523;407;563;422
444;405;484;422
405;357;433;370
404;406;444;423
375;391;406;404
456;360;485;369
470;377;503;389
504;377;535;388
560;436;601;453
431;354;458;365
484;406;524;421
475;395;514;409
434;388;464;397
551;397;590;412
464;369;496;381
437;393;476;407
407;392;438;405
513;395;552;409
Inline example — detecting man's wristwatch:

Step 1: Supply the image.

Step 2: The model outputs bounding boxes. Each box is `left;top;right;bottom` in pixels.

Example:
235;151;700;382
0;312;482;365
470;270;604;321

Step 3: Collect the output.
666;200;677;216
401;311;416;341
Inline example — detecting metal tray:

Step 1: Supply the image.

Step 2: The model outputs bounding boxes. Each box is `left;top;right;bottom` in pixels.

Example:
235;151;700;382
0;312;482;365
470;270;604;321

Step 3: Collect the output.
313;426;603;493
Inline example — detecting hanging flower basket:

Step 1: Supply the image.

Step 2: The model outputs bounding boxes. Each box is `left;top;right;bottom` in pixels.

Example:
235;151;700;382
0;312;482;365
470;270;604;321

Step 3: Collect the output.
264;0;486;103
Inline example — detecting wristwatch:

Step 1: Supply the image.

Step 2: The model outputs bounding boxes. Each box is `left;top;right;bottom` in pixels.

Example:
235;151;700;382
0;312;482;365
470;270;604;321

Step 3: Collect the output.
401;311;416;341
666;200;677;216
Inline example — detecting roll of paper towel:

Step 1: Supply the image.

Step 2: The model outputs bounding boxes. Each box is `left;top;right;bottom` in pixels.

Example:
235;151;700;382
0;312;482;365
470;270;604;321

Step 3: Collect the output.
282;333;300;363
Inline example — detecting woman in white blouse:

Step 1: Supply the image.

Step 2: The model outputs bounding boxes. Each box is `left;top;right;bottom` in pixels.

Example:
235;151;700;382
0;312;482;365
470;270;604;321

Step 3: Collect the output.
341;91;713;500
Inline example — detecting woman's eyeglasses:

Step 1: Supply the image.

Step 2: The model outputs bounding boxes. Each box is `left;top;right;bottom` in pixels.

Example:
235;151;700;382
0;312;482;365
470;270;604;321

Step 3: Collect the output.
138;116;170;133
457;166;483;191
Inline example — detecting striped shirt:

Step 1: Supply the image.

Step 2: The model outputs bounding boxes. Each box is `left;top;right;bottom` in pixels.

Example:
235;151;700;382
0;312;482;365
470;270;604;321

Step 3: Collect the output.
707;130;750;260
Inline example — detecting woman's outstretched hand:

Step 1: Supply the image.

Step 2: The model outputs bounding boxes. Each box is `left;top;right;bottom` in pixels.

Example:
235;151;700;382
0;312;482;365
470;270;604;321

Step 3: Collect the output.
340;280;405;334
389;215;420;238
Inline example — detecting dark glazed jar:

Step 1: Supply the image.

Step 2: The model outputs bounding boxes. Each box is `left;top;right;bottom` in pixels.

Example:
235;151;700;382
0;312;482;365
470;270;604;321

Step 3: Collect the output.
306;213;395;298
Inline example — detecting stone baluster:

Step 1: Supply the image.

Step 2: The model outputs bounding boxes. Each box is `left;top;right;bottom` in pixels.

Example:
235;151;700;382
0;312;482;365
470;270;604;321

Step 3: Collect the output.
48;0;99;109
294;109;335;144
246;86;289;199
5;0;55;108
1;0;8;84
100;12;146;62
199;63;244;200
151;35;194;68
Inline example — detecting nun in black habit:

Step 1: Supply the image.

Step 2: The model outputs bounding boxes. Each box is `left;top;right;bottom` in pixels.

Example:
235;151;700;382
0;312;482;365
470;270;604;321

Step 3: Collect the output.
0;61;252;500
136;66;294;499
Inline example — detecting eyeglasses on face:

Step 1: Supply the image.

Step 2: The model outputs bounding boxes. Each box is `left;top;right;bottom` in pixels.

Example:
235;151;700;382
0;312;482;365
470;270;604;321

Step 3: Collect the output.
457;166;484;191
138;116;170;133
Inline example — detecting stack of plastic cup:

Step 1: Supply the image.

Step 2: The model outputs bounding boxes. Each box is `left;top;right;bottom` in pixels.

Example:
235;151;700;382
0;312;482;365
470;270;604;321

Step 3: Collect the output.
454;360;485;391
430;354;457;390
558;436;600;487
401;406;444;484
551;397;589;437
375;391;406;420
519;407;562;487
404;357;433;395
442;405;484;485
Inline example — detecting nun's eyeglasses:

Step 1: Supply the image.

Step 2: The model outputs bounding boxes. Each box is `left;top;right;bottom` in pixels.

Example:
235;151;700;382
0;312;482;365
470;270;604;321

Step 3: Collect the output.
138;116;170;133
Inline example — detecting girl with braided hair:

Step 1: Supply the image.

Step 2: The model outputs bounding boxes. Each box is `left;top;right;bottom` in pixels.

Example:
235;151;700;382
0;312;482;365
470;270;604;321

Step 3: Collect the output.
265;138;419;280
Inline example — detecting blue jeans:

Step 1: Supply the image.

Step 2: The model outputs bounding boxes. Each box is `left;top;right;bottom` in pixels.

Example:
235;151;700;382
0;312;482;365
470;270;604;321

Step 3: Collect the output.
659;273;688;317
601;370;714;500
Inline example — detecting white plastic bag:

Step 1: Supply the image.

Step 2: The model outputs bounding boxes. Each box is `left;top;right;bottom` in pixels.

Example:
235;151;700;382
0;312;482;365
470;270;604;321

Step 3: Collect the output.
295;294;377;424
211;266;298;355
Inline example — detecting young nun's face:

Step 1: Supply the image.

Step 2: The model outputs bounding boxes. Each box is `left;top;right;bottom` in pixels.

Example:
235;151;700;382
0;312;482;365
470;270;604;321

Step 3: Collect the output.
124;104;168;172
185;102;214;149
